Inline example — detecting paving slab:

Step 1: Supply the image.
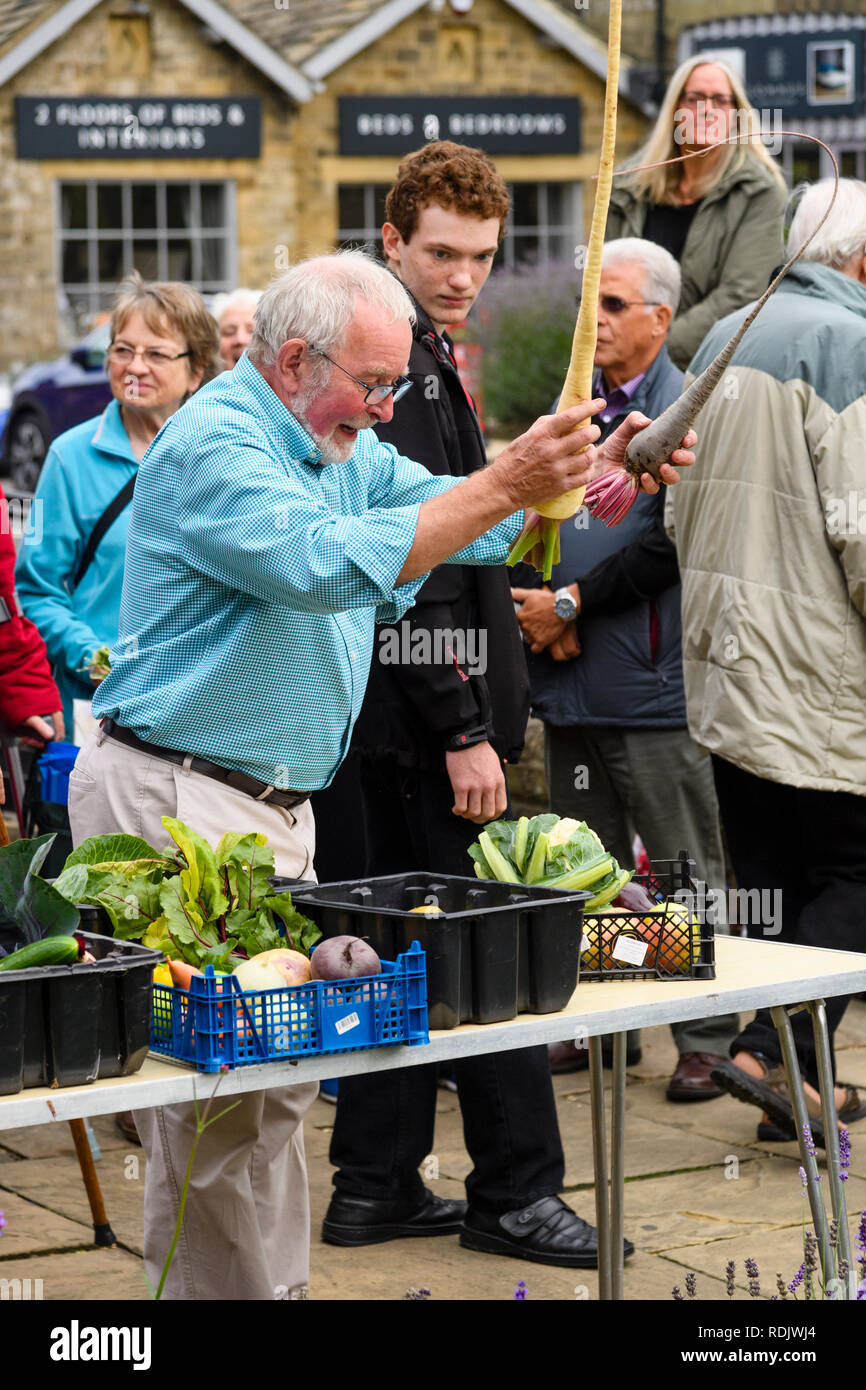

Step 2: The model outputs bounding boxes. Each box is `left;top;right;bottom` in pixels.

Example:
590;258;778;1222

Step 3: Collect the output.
0;1188;101;1258
662;1208;866;1301
0;1114;129;1162
0;1248;150;1301
0;1150;146;1255
623;1163;866;1253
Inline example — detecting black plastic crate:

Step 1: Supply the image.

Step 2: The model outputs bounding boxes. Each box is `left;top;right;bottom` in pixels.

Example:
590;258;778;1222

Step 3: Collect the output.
0;926;163;1095
283;874;588;1030
580;852;715;982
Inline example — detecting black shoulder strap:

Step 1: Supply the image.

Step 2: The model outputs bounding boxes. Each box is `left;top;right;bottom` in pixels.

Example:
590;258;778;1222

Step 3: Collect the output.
73;473;137;589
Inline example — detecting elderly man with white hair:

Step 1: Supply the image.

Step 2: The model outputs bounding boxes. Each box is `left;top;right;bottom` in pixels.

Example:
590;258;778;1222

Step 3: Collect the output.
669;179;866;1146
514;237;737;1100
68;249;693;1300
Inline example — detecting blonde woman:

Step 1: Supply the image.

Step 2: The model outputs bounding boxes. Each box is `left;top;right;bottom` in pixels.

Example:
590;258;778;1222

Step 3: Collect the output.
606;55;787;369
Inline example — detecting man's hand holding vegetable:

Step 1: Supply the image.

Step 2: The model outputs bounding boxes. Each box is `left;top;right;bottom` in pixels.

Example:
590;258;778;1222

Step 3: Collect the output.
395;404;696;586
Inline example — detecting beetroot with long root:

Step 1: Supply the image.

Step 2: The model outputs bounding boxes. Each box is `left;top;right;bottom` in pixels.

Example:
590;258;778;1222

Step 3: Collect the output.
581;131;839;527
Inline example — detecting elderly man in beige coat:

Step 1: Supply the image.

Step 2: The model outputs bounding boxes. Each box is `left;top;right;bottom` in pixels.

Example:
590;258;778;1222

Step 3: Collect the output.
669;178;866;1147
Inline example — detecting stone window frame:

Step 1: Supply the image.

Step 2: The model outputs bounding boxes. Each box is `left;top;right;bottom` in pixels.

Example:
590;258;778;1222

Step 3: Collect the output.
337;179;582;270
56;178;237;329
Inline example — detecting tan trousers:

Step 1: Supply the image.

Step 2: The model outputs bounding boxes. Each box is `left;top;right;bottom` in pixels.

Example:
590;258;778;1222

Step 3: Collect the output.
69;728;319;1300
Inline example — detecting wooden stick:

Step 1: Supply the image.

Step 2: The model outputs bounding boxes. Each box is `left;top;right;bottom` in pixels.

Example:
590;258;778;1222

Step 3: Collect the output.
68;1118;117;1247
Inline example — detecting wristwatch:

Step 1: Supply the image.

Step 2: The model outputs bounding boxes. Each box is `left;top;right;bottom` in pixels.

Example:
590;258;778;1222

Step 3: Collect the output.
553;586;578;621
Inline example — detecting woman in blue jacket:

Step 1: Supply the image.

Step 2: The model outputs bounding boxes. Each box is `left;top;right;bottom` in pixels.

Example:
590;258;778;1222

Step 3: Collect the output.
17;273;219;730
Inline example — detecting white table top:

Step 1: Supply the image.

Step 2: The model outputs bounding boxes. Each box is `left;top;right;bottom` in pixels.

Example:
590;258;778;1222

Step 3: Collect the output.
2;935;865;1130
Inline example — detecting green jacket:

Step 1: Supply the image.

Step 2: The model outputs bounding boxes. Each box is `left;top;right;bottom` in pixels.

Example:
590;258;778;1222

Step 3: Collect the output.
606;155;787;369
668;261;866;796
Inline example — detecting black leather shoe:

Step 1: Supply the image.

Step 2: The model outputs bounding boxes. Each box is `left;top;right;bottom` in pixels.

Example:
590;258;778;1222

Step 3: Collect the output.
322;1188;467;1246
460;1195;635;1268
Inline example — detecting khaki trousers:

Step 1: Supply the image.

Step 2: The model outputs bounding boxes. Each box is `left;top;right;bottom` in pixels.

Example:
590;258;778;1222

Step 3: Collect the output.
68;728;319;1300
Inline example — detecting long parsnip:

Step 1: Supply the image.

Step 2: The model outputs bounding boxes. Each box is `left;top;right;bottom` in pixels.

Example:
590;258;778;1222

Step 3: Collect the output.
507;0;622;579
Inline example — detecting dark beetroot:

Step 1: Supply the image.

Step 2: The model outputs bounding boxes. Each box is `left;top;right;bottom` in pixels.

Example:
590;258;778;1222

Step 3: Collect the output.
310;935;381;980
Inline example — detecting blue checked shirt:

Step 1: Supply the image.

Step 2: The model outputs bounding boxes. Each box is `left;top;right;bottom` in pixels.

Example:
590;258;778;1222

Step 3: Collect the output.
93;353;521;789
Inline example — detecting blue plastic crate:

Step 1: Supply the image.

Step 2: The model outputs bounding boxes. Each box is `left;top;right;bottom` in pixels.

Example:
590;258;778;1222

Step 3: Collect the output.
39;742;80;805
150;942;429;1072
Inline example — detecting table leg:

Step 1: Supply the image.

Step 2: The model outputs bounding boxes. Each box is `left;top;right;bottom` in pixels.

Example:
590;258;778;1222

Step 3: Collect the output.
610;1029;627;1301
769;1004;833;1287
809;1000;852;1296
588;1034;611;1301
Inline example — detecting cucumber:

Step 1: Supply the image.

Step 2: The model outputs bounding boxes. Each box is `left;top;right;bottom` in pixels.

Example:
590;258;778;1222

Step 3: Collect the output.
0;934;83;972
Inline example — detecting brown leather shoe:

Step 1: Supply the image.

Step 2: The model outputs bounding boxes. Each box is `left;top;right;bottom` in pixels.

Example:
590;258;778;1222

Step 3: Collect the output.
548;1041;589;1074
666;1052;727;1102
115;1111;141;1145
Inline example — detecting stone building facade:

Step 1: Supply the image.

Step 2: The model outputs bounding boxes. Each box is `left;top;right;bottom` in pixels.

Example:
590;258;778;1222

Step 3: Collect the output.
0;0;652;373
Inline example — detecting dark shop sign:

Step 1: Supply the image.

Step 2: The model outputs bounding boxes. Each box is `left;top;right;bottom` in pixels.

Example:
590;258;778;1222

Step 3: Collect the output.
339;96;581;155
15;97;261;158
682;16;866;121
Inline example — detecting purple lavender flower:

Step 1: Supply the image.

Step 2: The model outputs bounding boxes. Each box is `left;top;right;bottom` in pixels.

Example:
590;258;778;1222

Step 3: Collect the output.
788;1262;804;1294
775;1272;788;1299
685;1271;697;1298
799;1166;808;1188
513;1280;527;1301
725;1259;736;1298
803;1123;817;1158
745;1257;761;1299
839;1128;850;1182
672;1285;684;1300
0;1210;6;1233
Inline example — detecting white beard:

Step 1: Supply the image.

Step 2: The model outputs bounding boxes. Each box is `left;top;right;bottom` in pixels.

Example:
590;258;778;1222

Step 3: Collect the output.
291;380;360;466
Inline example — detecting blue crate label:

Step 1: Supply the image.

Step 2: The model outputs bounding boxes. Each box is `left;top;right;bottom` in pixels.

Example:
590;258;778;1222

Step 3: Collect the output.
335;1011;361;1036
610;935;648;966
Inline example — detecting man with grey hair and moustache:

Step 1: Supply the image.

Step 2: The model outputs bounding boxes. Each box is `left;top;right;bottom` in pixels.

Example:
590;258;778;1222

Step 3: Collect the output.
70;249;694;1300
514;238;738;1101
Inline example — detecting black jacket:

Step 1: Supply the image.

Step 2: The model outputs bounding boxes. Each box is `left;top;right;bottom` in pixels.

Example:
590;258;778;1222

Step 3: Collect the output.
350;297;529;768
522;346;687;728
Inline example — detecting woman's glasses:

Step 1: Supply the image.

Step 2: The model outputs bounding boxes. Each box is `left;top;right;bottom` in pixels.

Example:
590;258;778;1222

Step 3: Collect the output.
680;91;739;109
108;344;191;367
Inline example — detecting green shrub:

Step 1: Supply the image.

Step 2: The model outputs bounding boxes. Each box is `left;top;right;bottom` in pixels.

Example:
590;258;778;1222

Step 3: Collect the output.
464;262;577;432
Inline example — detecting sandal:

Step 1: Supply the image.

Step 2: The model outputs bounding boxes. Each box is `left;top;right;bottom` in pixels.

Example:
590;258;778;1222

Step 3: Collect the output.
711;1058;866;1148
756;1087;866;1146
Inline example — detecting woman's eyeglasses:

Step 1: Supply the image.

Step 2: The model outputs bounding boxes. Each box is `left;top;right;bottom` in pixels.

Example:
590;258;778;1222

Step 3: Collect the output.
679;91;739;109
575;295;662;315
108;344;191;367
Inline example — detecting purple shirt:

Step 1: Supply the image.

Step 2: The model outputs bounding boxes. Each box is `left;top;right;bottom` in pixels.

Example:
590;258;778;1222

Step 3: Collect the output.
594;369;645;425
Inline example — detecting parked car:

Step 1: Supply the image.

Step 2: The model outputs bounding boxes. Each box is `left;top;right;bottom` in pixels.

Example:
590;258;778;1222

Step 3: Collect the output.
0;323;112;492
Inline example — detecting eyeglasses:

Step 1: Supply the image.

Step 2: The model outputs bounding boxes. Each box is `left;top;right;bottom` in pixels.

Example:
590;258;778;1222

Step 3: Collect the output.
576;295;663;315
310;348;413;405
108;343;191;368
680;91;739;109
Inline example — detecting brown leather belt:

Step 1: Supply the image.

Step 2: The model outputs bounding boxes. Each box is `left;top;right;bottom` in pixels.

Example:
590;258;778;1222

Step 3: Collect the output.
100;719;311;810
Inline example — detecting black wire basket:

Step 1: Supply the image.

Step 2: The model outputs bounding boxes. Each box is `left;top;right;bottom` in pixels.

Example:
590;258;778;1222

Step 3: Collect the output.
580;850;716;982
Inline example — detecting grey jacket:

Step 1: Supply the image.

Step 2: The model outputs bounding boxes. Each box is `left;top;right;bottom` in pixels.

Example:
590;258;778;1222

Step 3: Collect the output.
606;155;787;369
669;260;866;795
